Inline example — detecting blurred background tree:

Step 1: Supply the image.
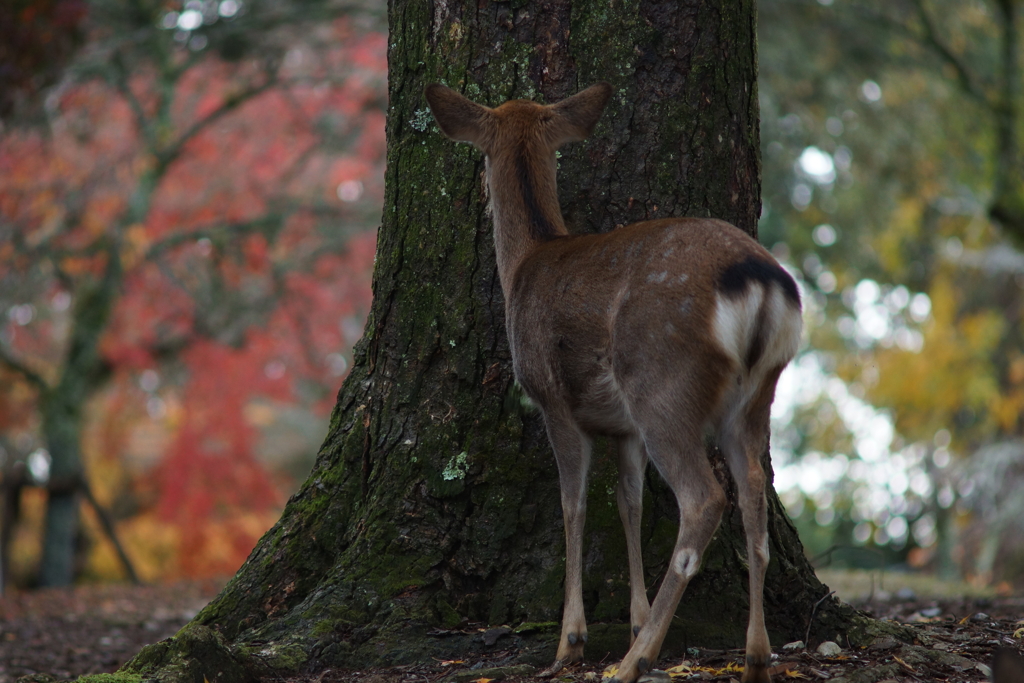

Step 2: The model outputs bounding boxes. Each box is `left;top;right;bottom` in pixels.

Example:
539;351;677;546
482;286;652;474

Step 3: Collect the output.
758;0;1024;588
0;0;385;587
3;0;1022;596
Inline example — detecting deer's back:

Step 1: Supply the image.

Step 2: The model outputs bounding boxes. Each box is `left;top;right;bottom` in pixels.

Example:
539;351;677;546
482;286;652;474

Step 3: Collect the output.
506;218;796;434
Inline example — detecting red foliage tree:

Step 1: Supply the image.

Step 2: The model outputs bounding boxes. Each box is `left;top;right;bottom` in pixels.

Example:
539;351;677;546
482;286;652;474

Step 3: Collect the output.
0;7;385;585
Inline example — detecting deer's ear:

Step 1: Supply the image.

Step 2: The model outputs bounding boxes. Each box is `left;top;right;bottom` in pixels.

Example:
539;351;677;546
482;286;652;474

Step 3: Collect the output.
425;84;491;146
547;82;613;145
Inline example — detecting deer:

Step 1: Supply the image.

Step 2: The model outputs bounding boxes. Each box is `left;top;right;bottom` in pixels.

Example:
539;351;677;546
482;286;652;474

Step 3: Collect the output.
994;648;1024;683
425;81;802;683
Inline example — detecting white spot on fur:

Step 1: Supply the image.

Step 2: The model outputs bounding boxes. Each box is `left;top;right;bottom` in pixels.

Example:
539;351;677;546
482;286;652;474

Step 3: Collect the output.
647;271;668;283
672;548;701;579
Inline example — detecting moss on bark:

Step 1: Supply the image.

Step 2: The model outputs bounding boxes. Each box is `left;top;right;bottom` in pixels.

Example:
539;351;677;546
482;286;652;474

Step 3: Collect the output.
124;0;868;679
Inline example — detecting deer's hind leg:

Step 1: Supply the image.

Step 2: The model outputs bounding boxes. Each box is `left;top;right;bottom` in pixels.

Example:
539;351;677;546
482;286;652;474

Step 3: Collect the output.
614;434;650;645
611;424;727;683
540;412;594;674
717;371;785;683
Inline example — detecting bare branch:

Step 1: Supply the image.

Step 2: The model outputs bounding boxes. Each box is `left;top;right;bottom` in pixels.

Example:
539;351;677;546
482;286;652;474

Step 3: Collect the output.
154;68;280;175
909;0;992;106
143;214;285;260
829;0;994;107
110;49;156;150
0;341;49;392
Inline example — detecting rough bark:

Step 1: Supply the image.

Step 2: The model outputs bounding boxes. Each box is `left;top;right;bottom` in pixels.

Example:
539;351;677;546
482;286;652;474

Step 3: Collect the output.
125;0;868;679
39;259;119;587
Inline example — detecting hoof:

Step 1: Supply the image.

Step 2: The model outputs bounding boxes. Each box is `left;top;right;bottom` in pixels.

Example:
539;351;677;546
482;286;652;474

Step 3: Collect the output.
740;661;771;683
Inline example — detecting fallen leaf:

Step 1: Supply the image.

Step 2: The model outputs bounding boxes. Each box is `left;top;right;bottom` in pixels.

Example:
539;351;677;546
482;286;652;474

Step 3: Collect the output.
665;663;693;677
893;655;916;674
602;664;619;679
767;662;799;676
470;678;493;683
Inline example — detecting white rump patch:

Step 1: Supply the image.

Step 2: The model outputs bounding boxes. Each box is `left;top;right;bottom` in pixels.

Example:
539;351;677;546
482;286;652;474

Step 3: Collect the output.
712;285;765;367
712;284;802;375
762;286;803;370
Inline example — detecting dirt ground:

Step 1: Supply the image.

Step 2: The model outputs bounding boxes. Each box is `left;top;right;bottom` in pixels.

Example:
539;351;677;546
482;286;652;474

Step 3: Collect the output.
0;572;1021;683
0;579;223;683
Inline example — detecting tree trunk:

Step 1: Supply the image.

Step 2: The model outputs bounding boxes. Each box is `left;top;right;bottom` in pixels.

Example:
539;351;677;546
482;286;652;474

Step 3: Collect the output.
37;258;118;586
126;0;872;678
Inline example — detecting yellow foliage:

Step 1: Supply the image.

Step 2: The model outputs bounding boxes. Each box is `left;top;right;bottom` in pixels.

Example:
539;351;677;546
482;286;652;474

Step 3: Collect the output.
867;273;1005;444
877;198;922;273
5;488;46;586
990;389;1024;432
121;223;152;269
82;511;181;583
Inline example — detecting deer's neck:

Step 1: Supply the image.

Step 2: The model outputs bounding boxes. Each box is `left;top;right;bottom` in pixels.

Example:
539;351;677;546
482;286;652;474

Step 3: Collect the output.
486;148;568;290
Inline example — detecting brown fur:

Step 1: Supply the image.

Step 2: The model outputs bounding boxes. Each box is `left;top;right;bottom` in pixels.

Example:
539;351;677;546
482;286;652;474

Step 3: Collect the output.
994;648;1024;683
426;83;803;683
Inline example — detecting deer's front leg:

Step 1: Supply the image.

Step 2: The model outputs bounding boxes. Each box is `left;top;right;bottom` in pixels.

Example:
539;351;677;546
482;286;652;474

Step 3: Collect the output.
540;416;593;675
615;435;650;644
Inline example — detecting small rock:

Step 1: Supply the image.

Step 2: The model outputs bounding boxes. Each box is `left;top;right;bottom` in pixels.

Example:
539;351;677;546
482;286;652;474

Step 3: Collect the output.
816;641;842;657
976;663;992;678
482;626;511;646
782;640;805;651
16;676;56;683
637;671;672;683
868;636;899;651
895;587;917;601
921;606;941;617
970;612;990;622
